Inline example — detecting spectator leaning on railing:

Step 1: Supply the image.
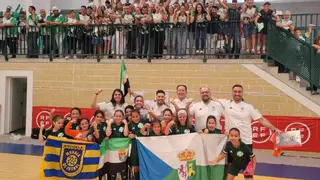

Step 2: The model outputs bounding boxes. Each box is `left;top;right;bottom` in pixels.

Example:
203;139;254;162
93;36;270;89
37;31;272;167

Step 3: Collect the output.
241;0;259;54
26;6;39;58
219;0;241;59
0;1;314;61
276;10;294;33
0;11;18;58
0;12;4;54
37;9;50;58
255;2;277;54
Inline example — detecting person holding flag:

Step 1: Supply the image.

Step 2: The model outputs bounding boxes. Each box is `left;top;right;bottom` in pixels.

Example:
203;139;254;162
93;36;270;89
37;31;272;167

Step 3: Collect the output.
91;60;130;119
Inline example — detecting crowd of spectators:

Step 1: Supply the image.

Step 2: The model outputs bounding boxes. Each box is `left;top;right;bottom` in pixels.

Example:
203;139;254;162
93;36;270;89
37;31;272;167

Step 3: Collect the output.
1;0;315;60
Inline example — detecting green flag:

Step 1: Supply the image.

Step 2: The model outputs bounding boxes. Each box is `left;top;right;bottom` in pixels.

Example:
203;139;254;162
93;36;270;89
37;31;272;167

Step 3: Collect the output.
120;60;130;97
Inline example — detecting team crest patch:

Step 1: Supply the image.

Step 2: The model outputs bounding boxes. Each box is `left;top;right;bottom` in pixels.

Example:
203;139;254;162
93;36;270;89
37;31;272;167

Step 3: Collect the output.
60;143;85;177
237;151;244;157
87;134;93;140
117;148;128;162
184;129;190;134
119;127;124;132
58;132;64;137
138;123;143;128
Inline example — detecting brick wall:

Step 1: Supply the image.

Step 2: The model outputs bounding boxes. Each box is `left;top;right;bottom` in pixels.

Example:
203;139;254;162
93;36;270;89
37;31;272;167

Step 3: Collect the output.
0;61;317;116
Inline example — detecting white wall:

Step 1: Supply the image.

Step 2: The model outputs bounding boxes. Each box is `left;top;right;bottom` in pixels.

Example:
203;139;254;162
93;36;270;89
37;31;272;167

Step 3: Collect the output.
51;0;88;9
0;70;33;136
0;0;51;15
0;1;26;12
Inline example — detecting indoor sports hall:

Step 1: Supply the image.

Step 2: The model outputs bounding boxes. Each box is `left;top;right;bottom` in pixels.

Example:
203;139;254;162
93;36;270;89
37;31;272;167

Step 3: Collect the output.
1;0;320;179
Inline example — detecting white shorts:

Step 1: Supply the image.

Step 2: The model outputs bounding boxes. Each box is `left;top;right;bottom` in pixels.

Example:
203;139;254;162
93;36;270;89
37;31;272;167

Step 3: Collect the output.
103;36;111;41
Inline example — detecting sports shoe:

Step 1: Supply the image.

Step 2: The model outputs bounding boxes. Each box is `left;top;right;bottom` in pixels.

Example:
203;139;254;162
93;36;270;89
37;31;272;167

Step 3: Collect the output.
256;50;261;54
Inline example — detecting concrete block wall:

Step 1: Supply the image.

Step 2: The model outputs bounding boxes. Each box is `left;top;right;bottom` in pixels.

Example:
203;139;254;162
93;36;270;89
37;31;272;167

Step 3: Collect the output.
0;61;317;117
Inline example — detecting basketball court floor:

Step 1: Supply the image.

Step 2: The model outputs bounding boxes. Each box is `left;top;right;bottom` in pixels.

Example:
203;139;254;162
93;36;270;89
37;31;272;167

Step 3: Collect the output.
0;135;318;180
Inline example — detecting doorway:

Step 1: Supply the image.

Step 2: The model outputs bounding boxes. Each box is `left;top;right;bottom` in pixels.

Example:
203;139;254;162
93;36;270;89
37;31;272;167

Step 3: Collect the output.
0;70;33;136
7;78;27;134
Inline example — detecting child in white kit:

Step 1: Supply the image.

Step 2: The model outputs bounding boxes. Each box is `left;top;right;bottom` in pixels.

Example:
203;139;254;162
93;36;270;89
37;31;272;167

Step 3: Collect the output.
216;34;225;58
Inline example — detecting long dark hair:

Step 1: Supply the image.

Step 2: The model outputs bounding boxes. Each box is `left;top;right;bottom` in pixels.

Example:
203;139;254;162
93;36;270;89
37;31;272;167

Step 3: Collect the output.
195;3;205;14
94;110;105;118
110;89;125;107
229;127;241;138
206;115;217;129
70;107;82;116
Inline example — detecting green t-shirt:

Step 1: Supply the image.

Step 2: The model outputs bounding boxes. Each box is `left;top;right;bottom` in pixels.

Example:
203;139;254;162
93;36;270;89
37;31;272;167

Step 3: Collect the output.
2;17;18;37
64;119;80;130
75;13;81;21
48;14;65;33
43;128;66;140
90;122;107;144
110;123;126;138
223;141;254;168
203;128;222;134
128;119;148;137
299;34;308;41
148;132;162;136
170;124;195;135
27;14;39;32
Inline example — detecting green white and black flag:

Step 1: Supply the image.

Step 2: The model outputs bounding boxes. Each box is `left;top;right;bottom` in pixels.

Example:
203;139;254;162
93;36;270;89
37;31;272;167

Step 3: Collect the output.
120;60;130;97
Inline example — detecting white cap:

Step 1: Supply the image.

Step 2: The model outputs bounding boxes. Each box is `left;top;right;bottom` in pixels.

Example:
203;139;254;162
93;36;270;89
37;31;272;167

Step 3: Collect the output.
51;6;60;12
276;10;283;16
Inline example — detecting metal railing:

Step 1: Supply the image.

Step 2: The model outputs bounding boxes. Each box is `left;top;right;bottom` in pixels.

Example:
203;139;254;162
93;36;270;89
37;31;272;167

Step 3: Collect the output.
0;14;319;63
291;13;320;27
267;22;320;89
0;21;270;62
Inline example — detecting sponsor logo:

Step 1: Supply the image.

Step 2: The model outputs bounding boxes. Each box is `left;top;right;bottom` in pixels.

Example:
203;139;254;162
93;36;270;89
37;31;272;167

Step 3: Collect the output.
251;121;272;144
36;111;52;129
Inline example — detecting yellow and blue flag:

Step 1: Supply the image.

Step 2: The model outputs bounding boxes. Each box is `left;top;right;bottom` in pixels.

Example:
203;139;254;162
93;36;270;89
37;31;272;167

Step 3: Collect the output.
40;136;100;180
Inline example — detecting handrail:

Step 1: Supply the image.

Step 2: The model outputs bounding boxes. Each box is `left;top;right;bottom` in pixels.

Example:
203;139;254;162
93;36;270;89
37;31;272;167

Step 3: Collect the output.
267;22;320;90
0;21;263;63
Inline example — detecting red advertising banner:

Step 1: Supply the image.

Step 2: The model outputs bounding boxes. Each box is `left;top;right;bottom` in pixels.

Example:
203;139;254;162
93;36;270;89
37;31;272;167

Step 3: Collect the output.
32;106;320;152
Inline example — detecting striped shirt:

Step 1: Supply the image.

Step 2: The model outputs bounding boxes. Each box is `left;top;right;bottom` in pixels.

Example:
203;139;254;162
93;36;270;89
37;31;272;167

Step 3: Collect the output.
227;7;241;31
